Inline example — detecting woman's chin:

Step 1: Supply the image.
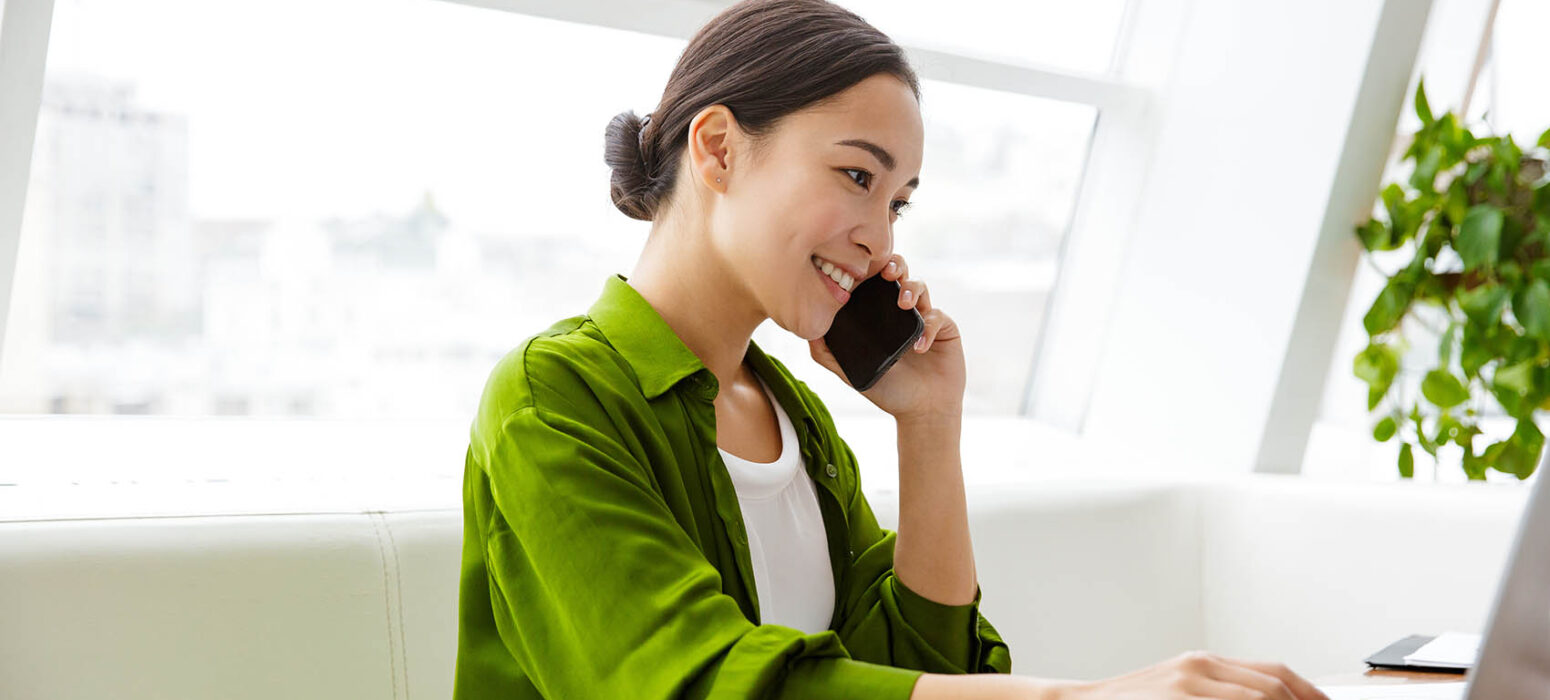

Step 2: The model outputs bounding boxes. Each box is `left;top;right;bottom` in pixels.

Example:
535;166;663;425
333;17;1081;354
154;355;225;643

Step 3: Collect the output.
782;311;834;342
805;316;836;341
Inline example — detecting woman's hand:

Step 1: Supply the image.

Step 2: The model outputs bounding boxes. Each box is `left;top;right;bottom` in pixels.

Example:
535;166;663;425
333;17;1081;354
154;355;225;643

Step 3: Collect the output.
808;252;965;421
1053;651;1331;700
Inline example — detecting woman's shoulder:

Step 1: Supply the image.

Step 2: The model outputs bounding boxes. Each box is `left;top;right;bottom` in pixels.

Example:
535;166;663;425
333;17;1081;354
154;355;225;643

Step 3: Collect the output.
472;313;637;429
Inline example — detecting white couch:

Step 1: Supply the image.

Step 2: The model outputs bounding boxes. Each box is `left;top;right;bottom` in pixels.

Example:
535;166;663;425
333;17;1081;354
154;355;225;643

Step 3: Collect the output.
0;472;1529;699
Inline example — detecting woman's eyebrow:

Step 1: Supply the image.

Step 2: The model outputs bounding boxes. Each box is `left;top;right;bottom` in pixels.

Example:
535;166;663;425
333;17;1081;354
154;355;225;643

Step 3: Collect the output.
835;138;920;189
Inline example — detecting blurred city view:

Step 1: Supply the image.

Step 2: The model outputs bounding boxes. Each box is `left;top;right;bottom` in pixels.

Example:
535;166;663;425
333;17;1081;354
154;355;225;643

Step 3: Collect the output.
0;0;1100;420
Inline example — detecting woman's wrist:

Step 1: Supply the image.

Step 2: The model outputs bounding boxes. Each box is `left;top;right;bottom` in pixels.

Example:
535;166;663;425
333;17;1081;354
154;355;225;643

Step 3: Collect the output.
894;406;962;430
910;672;1079;700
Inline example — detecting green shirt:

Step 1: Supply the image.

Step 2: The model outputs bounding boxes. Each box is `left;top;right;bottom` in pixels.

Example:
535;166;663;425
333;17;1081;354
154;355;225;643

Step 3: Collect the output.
454;272;1012;699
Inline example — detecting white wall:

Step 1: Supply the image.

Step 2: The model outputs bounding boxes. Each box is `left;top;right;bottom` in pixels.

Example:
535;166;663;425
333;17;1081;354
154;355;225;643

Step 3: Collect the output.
1081;0;1420;473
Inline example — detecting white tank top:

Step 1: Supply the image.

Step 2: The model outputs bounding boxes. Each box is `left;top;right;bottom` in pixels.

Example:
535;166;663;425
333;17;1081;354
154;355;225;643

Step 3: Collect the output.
716;372;835;634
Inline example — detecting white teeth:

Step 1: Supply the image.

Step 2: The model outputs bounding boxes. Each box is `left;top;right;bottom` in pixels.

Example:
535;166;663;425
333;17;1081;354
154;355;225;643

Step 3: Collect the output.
811;255;854;292
829;267;849;291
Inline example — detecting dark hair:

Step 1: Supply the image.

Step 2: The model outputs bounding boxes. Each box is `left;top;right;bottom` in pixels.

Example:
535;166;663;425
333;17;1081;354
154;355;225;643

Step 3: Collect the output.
603;0;921;221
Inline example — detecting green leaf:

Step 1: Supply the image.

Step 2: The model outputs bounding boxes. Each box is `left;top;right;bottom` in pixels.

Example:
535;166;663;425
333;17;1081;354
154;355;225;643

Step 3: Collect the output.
1492;417;1544;479
1453;421;1483;450
1480;440;1507;479
1439;321;1460;366
1517;279;1550;341
1438;113;1470;161
1490;375;1526;416
1412;405;1438;457
1363;278;1413;335
1464;444;1489;479
1374;416;1397;442
1462;338;1493;379
1457;205;1504;270
1422;368;1470;408
1382;183;1411;237
1539;126;1550;149
1356;218;1395;251
1354;342;1401;409
1434;413;1462;446
1414;78;1434;126
1466;159;1490;185
1445;180;1469;225
1458;283;1510;326
1410;144;1444;191
1399;441;1415;478
1493;359;1536;395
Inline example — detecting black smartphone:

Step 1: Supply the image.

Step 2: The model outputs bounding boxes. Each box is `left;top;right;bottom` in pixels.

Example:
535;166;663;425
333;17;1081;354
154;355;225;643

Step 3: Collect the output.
823;273;925;392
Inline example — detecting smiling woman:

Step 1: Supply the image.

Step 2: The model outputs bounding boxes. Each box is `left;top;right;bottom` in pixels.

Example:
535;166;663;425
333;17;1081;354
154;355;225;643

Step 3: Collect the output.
455;1;1030;698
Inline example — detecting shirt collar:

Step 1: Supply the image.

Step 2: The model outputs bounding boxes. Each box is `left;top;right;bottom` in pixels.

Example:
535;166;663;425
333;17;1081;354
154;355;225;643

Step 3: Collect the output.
587;273;708;400
583;273;823;443
585;274;830;458
742;334;824;442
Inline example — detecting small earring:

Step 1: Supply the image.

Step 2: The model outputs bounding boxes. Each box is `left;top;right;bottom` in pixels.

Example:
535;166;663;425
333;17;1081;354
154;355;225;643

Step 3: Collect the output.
716;177;722;183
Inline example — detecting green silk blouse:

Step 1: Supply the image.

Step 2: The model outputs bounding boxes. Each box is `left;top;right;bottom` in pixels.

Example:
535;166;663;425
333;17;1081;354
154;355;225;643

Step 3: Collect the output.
453;272;1012;699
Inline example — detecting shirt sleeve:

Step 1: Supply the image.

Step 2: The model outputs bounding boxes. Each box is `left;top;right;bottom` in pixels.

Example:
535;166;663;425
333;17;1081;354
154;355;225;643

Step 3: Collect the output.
827;430;1014;676
475;401;928;699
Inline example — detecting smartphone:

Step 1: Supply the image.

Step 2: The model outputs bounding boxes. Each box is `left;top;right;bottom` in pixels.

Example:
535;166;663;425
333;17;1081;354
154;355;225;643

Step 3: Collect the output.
824;273;925;392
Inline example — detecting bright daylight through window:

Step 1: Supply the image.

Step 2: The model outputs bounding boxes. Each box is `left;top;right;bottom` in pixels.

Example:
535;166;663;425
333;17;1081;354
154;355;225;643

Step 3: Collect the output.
0;0;1122;421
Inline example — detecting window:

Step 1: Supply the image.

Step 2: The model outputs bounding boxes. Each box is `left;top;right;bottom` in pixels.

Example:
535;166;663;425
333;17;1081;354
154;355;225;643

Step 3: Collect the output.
0;0;685;418
1461;0;1550;141
0;0;1125;424
834;0;1130;75
1310;0;1550;482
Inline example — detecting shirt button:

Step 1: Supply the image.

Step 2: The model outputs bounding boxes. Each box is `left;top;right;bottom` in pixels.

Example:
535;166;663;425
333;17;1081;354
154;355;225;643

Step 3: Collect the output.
825;463;837;478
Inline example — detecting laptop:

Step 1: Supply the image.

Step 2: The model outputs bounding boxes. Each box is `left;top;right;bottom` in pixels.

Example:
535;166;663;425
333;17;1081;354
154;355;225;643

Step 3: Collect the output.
1320;468;1550;699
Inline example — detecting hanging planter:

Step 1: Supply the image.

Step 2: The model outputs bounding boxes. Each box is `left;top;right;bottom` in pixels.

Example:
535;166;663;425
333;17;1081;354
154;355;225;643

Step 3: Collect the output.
1353;79;1550;480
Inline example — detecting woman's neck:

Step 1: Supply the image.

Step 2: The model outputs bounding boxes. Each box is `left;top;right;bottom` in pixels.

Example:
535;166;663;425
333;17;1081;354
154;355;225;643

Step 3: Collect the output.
625;226;767;397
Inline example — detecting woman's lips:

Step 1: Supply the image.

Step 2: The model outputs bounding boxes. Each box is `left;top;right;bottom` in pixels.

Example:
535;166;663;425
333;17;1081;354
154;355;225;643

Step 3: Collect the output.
817;265;851;305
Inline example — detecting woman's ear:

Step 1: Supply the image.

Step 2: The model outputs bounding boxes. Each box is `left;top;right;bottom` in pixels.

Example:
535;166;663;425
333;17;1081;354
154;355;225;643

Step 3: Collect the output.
686;104;736;194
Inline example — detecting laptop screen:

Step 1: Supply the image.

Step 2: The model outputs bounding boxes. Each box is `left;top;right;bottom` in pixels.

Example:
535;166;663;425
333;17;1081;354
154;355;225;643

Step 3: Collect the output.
1465;469;1550;699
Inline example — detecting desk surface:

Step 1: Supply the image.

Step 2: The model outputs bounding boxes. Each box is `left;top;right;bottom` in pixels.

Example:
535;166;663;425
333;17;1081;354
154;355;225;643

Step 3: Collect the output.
1317;668;1467;686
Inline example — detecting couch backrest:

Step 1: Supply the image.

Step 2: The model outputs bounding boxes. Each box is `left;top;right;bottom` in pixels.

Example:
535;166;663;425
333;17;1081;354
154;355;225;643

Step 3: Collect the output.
0;476;1531;698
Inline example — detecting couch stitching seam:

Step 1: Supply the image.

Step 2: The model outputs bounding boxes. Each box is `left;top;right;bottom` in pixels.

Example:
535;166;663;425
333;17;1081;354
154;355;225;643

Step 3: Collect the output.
369;512;403;700
382;513;412;698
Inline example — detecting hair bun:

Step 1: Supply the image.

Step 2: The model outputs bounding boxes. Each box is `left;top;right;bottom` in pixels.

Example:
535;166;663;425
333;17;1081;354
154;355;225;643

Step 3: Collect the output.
604;109;660;221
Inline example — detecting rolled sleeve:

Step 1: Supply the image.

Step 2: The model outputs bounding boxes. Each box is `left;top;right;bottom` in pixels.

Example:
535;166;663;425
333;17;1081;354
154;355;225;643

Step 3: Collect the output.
475;402;927;699
828;434;1013;676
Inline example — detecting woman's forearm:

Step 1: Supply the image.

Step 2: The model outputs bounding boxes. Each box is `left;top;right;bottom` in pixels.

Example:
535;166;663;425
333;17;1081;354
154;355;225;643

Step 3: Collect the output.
891;409;977;605
911;672;1072;700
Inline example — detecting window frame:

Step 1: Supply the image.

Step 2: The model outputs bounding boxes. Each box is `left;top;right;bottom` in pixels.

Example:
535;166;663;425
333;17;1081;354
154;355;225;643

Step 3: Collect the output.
0;0;1146;421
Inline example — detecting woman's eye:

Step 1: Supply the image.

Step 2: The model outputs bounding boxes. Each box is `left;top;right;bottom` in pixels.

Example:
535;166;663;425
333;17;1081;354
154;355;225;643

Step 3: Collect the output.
844;168;910;218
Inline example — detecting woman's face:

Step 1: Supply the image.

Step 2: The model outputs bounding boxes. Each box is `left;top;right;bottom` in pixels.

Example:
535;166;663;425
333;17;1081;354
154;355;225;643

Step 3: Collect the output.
705;73;924;340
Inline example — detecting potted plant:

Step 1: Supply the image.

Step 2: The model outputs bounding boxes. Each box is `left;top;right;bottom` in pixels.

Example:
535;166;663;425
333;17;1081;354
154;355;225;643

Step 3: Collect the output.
1353;79;1550;480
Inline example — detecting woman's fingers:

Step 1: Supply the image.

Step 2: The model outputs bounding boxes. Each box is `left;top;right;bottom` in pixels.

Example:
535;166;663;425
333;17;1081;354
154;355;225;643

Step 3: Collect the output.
1202;657;1299;700
880;253;932;315
877;252;949;352
913;308;941;352
1213;656;1329;700
912;307;960;353
898;278;928;310
1069;651;1328;700
1188;675;1288;700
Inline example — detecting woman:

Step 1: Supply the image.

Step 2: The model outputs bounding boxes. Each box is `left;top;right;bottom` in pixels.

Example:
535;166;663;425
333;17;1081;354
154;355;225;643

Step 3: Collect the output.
454;1;1331;698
